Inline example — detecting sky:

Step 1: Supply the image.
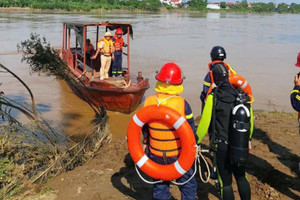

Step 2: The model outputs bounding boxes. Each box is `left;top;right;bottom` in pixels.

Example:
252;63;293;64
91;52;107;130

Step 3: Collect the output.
209;0;298;4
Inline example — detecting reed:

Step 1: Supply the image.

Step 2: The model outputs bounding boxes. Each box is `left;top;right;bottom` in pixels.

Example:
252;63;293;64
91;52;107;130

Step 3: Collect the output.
0;33;112;199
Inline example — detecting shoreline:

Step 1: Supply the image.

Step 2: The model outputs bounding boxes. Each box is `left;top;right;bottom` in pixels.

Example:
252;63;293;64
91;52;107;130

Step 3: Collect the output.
0;6;293;15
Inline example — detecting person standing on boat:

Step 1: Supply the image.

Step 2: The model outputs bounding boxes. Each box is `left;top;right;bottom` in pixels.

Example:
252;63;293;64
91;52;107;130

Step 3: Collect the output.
142;62;198;200
200;46;237;106
85;39;94;66
112;28;127;77
92;32;114;80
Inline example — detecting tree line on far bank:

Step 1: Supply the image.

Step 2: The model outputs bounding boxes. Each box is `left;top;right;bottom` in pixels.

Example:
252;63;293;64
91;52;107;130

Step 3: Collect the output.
0;0;300;13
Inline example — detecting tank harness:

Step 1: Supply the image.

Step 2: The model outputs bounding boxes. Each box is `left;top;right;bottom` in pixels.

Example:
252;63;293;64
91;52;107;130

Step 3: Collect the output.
205;62;253;102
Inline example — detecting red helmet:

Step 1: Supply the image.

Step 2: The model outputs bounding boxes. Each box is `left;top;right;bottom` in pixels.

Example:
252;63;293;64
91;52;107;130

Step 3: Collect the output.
116;28;123;35
155;62;183;85
296;52;300;67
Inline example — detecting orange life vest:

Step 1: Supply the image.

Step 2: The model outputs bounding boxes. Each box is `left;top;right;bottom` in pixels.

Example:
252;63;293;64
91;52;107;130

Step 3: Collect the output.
144;93;185;157
205;60;237;100
85;43;94;54
113;36;124;51
207;60;237;74
205;61;253;101
97;38;113;55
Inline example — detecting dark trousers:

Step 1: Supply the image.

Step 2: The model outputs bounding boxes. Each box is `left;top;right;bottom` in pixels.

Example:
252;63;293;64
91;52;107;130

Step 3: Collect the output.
216;142;251;200
112;51;122;76
148;153;197;200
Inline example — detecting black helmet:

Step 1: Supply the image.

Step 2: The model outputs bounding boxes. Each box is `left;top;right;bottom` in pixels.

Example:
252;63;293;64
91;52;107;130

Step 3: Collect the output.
211;63;229;85
210;46;226;61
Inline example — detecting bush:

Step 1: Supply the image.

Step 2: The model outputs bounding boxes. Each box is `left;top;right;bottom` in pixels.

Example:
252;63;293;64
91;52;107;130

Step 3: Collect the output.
277;3;289;13
220;2;226;9
188;0;207;10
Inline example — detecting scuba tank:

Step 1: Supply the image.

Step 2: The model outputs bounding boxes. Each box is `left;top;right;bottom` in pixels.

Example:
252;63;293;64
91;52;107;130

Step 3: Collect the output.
229;92;251;166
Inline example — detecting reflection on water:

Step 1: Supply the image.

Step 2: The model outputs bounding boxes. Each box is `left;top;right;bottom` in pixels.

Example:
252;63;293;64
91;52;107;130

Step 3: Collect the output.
1;11;300;138
59;81;95;140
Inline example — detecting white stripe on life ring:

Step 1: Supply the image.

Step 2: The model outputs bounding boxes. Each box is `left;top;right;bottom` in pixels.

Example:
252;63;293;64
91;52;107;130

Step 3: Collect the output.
173;116;185;130
133;114;145;127
237;80;243;86
240;80;248;89
136;155;149;168
174;160;186;175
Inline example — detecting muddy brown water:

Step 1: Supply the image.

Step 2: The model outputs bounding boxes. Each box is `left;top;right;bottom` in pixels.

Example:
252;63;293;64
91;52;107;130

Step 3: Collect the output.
0;11;299;138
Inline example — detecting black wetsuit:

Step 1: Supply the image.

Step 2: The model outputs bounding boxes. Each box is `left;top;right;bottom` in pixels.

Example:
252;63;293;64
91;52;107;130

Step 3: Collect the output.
212;83;251;200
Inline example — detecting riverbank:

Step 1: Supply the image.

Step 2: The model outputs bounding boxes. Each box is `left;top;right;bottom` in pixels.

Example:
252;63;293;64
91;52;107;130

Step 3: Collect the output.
0;6;298;15
0;7;158;14
14;110;300;200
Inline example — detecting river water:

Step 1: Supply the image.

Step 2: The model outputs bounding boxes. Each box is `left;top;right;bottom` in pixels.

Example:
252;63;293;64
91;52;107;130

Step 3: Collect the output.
0;11;299;137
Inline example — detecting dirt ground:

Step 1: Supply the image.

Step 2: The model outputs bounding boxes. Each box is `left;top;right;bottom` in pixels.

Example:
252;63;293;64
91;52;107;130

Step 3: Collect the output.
46;111;300;200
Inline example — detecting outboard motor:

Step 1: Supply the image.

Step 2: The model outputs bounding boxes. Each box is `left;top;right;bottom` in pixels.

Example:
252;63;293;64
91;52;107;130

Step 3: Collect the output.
229;93;251;166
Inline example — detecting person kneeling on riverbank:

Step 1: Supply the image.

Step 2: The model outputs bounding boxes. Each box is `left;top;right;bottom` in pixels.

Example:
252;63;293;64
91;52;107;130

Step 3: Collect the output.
196;63;253;200
142;62;198;200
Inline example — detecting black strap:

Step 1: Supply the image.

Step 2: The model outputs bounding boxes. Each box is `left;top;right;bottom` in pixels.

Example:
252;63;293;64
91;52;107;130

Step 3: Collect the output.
233;121;250;130
149;135;180;142
149;126;176;132
149;144;181;153
162;152;167;164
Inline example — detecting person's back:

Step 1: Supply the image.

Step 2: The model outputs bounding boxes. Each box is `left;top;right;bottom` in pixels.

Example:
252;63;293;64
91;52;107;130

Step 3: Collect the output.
197;63;252;200
143;62;197;200
211;83;237;143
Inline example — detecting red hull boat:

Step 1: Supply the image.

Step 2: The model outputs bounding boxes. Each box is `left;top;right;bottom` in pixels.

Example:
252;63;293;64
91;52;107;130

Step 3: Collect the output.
60;22;149;114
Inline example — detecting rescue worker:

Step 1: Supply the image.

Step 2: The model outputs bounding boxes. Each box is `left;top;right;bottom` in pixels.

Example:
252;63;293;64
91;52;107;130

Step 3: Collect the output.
196;63;253;200
291;52;300;112
200;46;237;105
290;52;300;171
142;62;198;200
112;28;127;77
92;32;114;80
84;39;94;65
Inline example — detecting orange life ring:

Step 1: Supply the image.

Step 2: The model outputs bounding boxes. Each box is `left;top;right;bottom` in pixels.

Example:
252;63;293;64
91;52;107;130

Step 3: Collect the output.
127;105;197;181
205;73;253;102
229;74;253;98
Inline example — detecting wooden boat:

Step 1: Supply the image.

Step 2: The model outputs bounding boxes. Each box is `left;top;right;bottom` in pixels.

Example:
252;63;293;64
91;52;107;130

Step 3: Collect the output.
60;22;149;114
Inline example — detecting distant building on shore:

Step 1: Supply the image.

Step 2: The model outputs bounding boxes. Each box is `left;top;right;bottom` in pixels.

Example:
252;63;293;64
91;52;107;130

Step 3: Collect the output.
206;2;234;10
206;2;220;9
161;0;183;7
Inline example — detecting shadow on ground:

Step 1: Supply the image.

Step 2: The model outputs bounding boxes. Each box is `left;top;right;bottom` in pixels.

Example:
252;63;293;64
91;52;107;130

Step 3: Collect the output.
247;126;300;199
111;151;219;200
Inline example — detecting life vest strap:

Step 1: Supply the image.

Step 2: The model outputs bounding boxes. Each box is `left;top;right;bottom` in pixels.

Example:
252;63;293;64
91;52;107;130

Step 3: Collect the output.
149;126;176;132
149;145;181;153
149;135;180;142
